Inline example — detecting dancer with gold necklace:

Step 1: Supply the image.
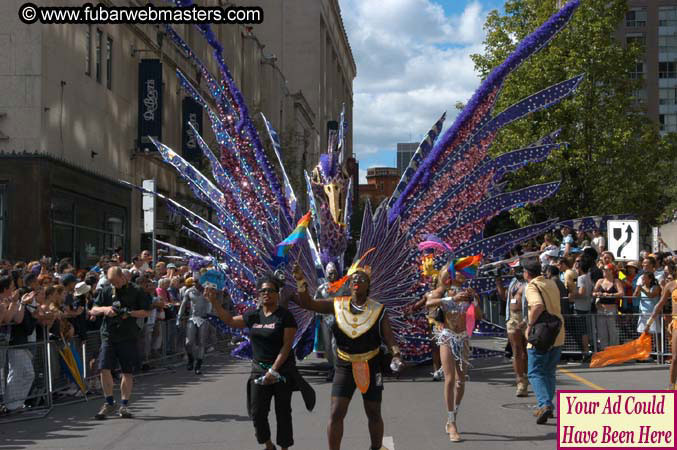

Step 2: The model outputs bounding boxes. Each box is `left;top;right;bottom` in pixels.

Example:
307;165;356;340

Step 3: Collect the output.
292;263;401;450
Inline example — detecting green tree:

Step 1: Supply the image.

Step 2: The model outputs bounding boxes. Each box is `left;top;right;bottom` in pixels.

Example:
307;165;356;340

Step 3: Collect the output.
471;0;677;228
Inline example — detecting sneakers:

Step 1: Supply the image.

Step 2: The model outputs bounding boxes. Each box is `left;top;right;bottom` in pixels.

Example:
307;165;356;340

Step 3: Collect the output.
534;406;553;424
431;368;443;381
118;405;133;419
94;402;117;420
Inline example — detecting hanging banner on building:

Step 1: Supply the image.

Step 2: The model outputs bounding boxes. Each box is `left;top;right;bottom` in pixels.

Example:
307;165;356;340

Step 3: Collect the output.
138;59;162;153
182;97;202;163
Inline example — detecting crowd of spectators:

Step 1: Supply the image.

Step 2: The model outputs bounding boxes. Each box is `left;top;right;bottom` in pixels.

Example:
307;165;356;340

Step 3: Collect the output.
503;226;676;361
0;250;229;415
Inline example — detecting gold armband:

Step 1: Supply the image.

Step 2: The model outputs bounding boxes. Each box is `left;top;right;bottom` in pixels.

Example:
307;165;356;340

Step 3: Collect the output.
390;345;401;356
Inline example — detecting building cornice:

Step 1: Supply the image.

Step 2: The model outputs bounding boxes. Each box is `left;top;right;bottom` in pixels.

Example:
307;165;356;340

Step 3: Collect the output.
326;0;357;79
0;150;132;190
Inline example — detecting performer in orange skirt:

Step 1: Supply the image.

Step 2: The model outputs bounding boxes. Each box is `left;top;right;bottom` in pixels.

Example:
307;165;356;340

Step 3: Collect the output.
292;264;402;450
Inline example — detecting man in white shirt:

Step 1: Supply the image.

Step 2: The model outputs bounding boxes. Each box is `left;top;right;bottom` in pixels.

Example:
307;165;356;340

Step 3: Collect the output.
591;229;606;255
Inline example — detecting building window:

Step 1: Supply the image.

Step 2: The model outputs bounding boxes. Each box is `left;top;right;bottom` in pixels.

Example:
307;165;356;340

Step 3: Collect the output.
659;35;677;54
106;36;112;90
85;25;91;76
51;190;126;268
659;7;677;27
630;62;644;79
626;8;647;28
95;29;102;83
660;114;677;133
659;62;677;78
660;87;677;105
0;184;5;260
626;33;646;47
633;88;647;104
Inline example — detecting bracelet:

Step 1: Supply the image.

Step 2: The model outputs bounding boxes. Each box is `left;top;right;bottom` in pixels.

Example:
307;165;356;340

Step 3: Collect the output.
268;368;280;378
390;345;401;356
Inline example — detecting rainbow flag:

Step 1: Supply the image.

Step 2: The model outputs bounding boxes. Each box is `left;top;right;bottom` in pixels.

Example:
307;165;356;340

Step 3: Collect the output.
449;254;482;280
275;211;312;261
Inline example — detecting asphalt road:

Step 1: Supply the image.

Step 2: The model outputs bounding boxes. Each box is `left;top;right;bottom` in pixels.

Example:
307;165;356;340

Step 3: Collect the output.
0;341;669;450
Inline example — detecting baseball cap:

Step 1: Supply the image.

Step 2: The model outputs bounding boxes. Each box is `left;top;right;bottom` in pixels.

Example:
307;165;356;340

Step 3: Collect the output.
61;273;77;286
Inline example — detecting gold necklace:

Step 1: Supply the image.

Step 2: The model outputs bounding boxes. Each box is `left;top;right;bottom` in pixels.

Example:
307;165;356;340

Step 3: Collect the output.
341;299;375;328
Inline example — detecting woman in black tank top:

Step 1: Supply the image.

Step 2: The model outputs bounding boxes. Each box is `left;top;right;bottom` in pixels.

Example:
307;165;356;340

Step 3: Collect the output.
592;264;623;350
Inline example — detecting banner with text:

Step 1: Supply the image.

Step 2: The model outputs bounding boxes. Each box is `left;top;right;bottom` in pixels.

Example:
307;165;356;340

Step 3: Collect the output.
182;97;203;164
138;59;163;153
558;390;674;449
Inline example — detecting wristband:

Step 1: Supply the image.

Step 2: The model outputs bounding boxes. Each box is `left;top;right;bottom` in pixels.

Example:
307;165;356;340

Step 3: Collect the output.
268;368;280;379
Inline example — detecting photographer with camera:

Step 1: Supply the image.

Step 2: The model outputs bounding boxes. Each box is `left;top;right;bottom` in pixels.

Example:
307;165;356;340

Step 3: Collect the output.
495;262;529;397
90;267;151;420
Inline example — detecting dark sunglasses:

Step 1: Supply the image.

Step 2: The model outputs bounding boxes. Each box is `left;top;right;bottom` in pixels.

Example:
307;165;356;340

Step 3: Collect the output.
258;288;278;294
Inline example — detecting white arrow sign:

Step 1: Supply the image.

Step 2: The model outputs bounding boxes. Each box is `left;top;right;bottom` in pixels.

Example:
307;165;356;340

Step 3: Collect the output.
607;220;639;261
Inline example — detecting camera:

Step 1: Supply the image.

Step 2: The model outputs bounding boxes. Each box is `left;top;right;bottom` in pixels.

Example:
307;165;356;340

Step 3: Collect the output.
111;300;130;318
482;265;511;278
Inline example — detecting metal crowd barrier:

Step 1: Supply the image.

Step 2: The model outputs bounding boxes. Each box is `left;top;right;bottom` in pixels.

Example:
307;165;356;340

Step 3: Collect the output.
480;293;673;364
0;317;230;422
0;327;52;423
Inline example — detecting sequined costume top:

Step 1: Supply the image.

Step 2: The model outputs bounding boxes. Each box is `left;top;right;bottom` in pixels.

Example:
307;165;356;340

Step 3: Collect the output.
178;286;212;327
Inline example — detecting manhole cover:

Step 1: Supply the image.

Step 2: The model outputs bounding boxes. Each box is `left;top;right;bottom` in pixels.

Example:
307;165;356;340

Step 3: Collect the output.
502;402;539;411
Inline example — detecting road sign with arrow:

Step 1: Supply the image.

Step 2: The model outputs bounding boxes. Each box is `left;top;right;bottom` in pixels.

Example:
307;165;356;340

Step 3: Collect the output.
607;220;639;261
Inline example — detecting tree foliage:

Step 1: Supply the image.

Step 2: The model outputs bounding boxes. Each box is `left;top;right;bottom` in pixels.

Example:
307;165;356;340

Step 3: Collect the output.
471;0;677;228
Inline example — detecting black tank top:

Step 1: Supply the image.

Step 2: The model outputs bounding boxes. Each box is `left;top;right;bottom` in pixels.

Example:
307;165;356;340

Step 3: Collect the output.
598;284;619;305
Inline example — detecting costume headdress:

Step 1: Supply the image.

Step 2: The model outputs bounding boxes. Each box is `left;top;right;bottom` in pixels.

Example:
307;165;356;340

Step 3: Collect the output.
328;248;375;293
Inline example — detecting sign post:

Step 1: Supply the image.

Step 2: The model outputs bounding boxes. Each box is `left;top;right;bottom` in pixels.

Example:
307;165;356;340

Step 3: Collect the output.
607;220;639;261
142;179;156;268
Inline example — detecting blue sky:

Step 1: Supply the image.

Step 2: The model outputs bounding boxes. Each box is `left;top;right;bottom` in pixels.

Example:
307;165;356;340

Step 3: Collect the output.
338;0;505;182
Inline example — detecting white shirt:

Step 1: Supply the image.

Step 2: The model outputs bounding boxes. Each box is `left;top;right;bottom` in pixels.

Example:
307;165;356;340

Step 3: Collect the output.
591;236;605;254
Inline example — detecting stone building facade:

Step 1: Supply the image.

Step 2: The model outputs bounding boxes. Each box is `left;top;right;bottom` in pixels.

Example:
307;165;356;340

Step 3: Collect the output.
0;0;354;265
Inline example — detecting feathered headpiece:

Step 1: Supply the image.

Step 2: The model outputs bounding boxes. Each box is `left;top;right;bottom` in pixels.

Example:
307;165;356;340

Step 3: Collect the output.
328;248;375;293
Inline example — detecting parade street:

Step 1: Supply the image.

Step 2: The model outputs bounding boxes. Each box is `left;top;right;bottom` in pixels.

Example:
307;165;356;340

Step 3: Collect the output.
1;346;667;450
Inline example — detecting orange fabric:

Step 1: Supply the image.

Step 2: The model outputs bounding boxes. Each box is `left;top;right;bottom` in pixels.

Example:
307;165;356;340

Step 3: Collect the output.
590;332;652;368
352;361;370;394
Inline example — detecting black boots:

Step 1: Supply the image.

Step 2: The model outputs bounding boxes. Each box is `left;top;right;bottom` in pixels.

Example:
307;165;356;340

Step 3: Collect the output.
194;359;203;375
186;355;194;371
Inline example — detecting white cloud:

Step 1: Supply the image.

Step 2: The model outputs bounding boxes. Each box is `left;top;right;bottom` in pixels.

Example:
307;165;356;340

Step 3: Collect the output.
339;0;494;162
